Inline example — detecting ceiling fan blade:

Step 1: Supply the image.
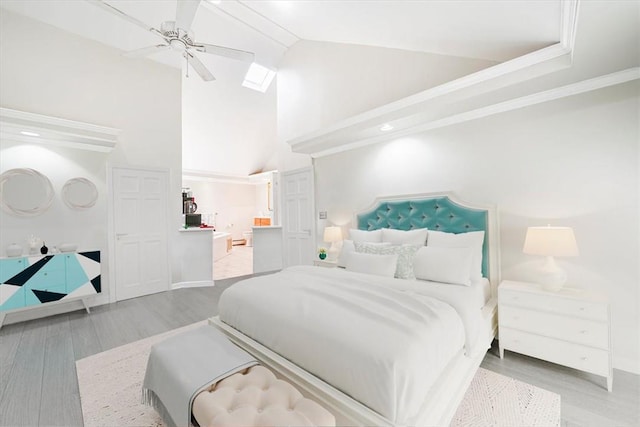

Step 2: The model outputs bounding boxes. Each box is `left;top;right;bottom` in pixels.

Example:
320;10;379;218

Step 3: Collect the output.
86;0;164;39
123;44;171;58
185;52;215;81
175;0;201;30
194;43;255;63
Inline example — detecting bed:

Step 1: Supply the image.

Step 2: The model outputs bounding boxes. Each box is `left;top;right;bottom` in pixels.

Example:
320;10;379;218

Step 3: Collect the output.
210;192;499;426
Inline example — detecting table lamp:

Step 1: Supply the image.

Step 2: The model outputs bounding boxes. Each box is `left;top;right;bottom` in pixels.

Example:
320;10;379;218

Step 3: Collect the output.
323;226;343;261
523;225;579;291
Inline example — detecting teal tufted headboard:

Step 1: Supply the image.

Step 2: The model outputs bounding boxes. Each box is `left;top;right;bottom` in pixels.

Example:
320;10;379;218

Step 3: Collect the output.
356;195;492;279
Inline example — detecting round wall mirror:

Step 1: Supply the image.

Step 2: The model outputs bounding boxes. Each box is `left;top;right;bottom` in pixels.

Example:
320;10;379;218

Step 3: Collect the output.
0;168;55;217
62;177;98;210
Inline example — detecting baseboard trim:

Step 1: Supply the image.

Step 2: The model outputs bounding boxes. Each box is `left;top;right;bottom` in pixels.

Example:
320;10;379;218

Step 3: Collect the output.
171;280;215;290
614;356;640;375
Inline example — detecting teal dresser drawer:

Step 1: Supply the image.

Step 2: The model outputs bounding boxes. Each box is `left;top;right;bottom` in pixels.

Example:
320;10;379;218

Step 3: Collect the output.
0;251;101;314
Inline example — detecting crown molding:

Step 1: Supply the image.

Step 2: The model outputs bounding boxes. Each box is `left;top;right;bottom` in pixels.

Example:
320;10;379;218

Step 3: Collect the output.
288;0;583;158
310;68;639;158
0;108;119;152
182;169;277;184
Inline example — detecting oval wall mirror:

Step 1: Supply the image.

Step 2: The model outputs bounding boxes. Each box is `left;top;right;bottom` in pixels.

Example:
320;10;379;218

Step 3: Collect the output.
0;168;55;217
62;177;98;210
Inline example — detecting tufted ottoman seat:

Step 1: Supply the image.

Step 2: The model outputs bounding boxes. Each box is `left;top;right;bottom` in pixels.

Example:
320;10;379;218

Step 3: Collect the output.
192;365;336;427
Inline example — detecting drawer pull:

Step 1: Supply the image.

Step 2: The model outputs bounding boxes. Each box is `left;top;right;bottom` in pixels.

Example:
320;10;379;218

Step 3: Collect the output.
580;330;588;334
44;272;48;276
581;357;588;361
579;307;586;311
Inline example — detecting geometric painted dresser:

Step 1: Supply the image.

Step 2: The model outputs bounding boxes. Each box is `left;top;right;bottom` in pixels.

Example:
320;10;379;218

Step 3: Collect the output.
0;250;101;328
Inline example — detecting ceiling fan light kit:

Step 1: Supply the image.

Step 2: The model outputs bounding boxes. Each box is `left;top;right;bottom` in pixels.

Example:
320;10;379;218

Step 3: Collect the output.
88;0;255;81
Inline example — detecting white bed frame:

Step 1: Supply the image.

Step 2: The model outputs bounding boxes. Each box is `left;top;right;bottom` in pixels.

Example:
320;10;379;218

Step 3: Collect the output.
210;192;500;426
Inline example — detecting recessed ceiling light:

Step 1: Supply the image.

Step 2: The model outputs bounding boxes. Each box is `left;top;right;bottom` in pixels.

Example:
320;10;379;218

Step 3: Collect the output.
207;0;222;5
20;130;40;137
380;124;393;132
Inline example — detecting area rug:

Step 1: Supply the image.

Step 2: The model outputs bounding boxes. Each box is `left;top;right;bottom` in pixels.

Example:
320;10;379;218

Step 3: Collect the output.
77;322;560;427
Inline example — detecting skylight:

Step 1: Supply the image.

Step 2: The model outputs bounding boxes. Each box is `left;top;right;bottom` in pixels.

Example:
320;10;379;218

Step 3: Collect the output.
242;63;276;93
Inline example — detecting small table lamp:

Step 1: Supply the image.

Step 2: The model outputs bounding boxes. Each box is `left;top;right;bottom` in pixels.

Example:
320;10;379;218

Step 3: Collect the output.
323;226;343;261
523;225;579;291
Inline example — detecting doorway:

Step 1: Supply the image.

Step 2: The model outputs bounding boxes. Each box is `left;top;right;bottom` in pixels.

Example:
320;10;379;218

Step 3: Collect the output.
181;170;276;280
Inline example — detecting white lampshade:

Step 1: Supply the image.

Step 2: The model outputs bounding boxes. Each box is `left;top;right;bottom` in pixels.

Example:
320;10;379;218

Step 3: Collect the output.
523;226;579;291
523;226;579;257
323;226;343;243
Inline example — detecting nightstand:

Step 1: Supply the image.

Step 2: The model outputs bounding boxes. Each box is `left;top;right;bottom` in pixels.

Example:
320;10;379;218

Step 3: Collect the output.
313;259;338;268
498;280;612;391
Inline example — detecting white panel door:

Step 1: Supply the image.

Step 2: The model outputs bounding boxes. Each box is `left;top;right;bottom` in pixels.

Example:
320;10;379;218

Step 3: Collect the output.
281;167;315;267
112;167;169;300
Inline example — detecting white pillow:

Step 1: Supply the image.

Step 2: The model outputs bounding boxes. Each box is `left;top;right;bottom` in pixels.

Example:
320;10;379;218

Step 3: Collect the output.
413;246;474;286
427;230;485;280
337;240;391;268
349;228;383;243
345;252;398;278
354;242;420;280
381;228;428;246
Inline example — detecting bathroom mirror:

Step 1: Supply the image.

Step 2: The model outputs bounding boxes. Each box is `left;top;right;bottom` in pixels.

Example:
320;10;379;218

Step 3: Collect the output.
62;177;98;210
0;168;55;217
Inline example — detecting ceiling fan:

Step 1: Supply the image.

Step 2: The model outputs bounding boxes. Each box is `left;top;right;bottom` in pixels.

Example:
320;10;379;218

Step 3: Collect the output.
87;0;255;81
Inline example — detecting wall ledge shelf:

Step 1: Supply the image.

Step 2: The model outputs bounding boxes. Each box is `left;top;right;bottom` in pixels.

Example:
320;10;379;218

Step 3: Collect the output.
0;108;119;152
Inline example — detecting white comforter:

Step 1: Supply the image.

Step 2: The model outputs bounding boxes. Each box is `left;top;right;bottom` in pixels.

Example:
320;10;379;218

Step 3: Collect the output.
218;265;485;425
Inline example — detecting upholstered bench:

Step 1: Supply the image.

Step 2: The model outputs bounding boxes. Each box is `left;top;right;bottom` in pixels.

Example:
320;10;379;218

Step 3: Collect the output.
192;365;335;427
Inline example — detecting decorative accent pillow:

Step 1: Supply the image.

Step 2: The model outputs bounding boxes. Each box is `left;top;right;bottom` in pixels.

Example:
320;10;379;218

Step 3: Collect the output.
426;230;485;280
413;246;474;286
337;240;391;268
381;228;428;246
345;252;398;278
354;242;420;280
348;228;383;243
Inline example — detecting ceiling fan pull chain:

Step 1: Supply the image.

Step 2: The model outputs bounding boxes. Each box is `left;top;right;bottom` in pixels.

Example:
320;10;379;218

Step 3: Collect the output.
185;54;189;78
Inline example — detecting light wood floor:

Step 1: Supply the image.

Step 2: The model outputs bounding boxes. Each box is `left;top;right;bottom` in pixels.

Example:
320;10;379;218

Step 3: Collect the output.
0;278;638;427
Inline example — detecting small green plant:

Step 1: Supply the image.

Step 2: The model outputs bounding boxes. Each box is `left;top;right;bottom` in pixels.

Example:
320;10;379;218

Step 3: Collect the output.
318;247;327;260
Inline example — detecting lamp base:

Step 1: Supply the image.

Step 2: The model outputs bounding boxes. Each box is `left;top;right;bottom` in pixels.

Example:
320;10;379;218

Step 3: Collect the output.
327;241;342;262
537;256;567;292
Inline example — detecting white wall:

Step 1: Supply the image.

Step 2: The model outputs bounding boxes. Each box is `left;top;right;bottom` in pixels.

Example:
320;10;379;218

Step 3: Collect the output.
277;40;496;143
182;65;278;176
0;10;182;304
314;81;640;373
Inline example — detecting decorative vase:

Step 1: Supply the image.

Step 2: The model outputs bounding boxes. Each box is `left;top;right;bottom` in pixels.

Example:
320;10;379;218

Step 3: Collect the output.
6;243;22;257
27;235;40;254
40;242;48;255
319;253;327;260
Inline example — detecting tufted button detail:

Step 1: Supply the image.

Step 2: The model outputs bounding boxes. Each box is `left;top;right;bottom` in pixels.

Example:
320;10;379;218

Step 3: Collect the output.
193;365;336;427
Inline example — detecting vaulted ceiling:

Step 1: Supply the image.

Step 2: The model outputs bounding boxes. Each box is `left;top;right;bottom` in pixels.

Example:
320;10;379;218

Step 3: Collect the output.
0;0;562;82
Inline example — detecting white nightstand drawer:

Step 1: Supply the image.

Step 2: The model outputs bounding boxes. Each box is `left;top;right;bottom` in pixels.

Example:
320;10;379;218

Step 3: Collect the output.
499;305;609;349
500;327;610;377
500;288;608;321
